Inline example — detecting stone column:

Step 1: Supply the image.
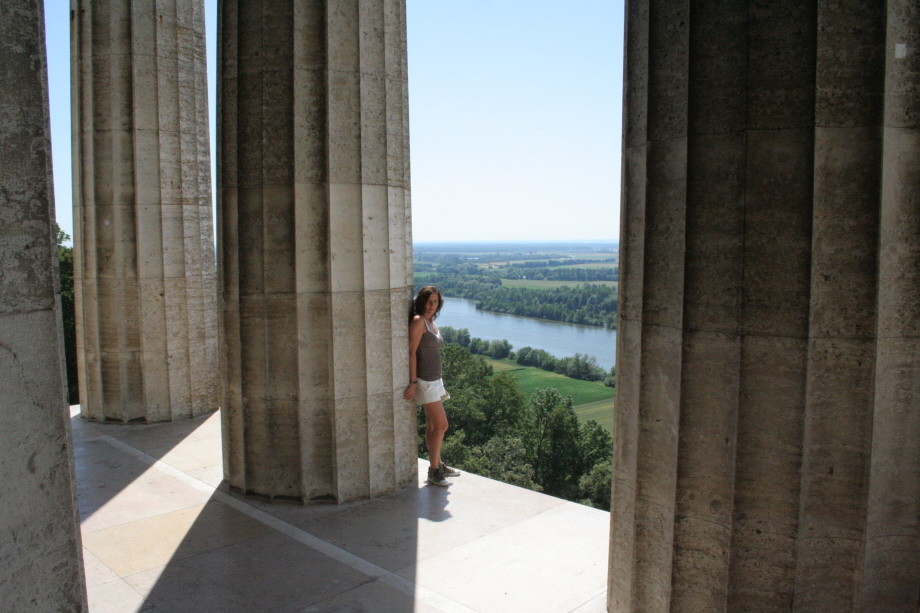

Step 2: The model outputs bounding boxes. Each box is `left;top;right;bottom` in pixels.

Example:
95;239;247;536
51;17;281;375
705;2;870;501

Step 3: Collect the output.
0;1;87;610
219;1;414;503
72;0;218;423
611;1;920;611
862;1;920;609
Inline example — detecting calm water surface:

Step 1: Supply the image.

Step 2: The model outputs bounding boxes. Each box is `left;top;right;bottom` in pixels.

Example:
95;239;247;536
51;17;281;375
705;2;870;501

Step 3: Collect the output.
438;297;617;370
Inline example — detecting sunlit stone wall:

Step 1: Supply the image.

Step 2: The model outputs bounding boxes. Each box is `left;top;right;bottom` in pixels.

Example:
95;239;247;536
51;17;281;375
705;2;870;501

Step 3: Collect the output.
219;1;415;503
611;1;920;610
72;0;218;423
0;1;87;610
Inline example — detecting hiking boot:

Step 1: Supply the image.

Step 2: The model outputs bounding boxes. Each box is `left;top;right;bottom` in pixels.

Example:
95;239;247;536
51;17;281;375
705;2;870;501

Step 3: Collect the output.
426;466;450;487
440;463;461;477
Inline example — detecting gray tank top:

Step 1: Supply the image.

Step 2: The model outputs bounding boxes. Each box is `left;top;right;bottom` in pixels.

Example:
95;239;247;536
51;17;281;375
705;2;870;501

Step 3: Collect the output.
416;318;443;381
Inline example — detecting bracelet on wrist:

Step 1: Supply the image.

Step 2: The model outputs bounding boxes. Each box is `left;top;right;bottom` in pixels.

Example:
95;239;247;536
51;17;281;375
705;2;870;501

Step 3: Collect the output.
410;380;417;384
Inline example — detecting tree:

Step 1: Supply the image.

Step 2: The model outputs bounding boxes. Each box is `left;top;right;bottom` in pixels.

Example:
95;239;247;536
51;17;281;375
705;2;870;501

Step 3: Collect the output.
56;225;79;405
486;338;512;359
570;353;604;381
604;364;617;388
578;459;612;510
525;388;582;498
420;341;614;509
439;431;472;467
464;436;539;490
486;372;526;436
439;326;471;347
439;326;459;344
578;419;612;475
437;343;493;445
468;337;488;355
516;346;532;365
417;272;618;328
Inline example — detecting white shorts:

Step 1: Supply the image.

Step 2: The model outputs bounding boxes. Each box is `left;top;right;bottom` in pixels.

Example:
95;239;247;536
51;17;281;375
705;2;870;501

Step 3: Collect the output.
415;377;450;405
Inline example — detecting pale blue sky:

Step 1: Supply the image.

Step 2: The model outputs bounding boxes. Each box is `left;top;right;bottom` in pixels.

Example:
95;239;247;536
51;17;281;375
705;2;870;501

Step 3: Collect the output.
45;2;622;245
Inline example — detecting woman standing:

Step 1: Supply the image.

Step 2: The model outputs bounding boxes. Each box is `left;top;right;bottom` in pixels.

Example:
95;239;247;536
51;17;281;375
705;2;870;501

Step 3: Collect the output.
403;285;460;487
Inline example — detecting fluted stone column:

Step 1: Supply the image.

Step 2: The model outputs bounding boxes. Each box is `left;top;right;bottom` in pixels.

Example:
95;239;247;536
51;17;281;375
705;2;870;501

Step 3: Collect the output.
219;1;414;503
0;1;87;610
862;2;920;608
610;1;920;611
72;0;218;423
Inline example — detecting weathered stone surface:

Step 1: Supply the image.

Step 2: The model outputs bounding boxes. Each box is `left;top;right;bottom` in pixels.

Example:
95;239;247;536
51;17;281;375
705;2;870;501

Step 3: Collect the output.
72;0;217;423
862;7;920;601
671;331;740;610
814;0;885;127
0;1;87;610
612;1;920;611
219;0;414;504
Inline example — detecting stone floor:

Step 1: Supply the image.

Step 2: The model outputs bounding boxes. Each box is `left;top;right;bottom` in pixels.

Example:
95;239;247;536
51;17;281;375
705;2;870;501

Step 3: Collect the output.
71;407;610;613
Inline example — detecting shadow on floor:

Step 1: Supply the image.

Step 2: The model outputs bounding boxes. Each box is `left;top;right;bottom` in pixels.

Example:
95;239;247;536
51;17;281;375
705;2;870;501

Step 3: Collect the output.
134;485;436;612
72;409;219;525
74;408;610;613
75;411;430;612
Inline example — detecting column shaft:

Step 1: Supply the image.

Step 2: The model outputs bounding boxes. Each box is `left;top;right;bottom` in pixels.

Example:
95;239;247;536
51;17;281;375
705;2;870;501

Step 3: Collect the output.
793;1;885;609
72;0;218;423
0;1;87;610
670;0;748;609
612;1;920;610
862;0;920;608
219;0;414;504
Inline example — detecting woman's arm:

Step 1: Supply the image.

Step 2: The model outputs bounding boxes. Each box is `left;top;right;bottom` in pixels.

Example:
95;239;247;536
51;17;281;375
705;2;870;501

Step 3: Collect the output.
403;316;425;401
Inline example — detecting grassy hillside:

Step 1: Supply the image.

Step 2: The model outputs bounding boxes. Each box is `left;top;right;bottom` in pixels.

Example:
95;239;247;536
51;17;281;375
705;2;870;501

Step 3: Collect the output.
484;357;614;431
570;397;615;428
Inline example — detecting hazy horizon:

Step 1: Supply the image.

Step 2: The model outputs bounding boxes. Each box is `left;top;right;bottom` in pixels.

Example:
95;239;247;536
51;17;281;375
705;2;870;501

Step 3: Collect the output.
413;239;618;246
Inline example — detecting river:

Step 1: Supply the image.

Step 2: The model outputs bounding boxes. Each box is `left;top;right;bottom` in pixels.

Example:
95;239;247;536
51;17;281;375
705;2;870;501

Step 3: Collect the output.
438;297;617;370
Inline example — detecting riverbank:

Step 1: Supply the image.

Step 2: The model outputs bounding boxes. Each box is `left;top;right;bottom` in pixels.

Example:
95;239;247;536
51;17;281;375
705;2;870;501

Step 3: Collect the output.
484;357;615;431
441;296;617;371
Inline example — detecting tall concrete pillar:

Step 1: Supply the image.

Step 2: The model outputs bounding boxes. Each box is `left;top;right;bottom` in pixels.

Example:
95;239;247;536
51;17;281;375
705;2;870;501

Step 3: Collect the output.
0;1;87;610
862;1;920;609
72;0;218;423
219;1;414;503
611;1;920;611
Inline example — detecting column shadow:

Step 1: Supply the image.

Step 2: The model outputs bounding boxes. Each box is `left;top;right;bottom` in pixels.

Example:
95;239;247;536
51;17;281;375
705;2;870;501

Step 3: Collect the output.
72;409;220;526
134;482;439;612
74;411;441;612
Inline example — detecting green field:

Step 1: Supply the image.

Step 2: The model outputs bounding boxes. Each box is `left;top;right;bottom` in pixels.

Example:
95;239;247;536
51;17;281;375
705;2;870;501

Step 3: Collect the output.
571;397;615;428
498;278;617;289
477;260;616;270
484;357;614;430
413;272;616;293
555;261;618;269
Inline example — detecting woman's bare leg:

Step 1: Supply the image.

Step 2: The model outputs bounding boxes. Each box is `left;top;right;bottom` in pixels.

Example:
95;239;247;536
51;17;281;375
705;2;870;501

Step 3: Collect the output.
422;400;448;469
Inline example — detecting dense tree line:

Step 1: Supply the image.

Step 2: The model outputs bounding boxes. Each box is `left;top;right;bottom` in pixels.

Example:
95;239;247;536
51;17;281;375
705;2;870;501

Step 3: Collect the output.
439;326;616;387
475;282;618;327
414;250;611;266
416;272;502;298
414;260;481;273
419;274;617;328
499;257;615;269
440;326;512;360
57;226;79;405
416;256;617;282
422;343;613;508
491;266;617;282
419;264;616;282
515;347;615;386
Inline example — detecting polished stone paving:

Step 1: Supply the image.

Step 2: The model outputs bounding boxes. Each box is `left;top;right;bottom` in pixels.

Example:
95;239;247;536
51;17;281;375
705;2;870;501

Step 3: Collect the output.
71;407;609;612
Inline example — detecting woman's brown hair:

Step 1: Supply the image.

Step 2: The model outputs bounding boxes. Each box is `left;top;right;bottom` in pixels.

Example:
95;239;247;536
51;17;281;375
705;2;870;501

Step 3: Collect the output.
409;285;444;323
